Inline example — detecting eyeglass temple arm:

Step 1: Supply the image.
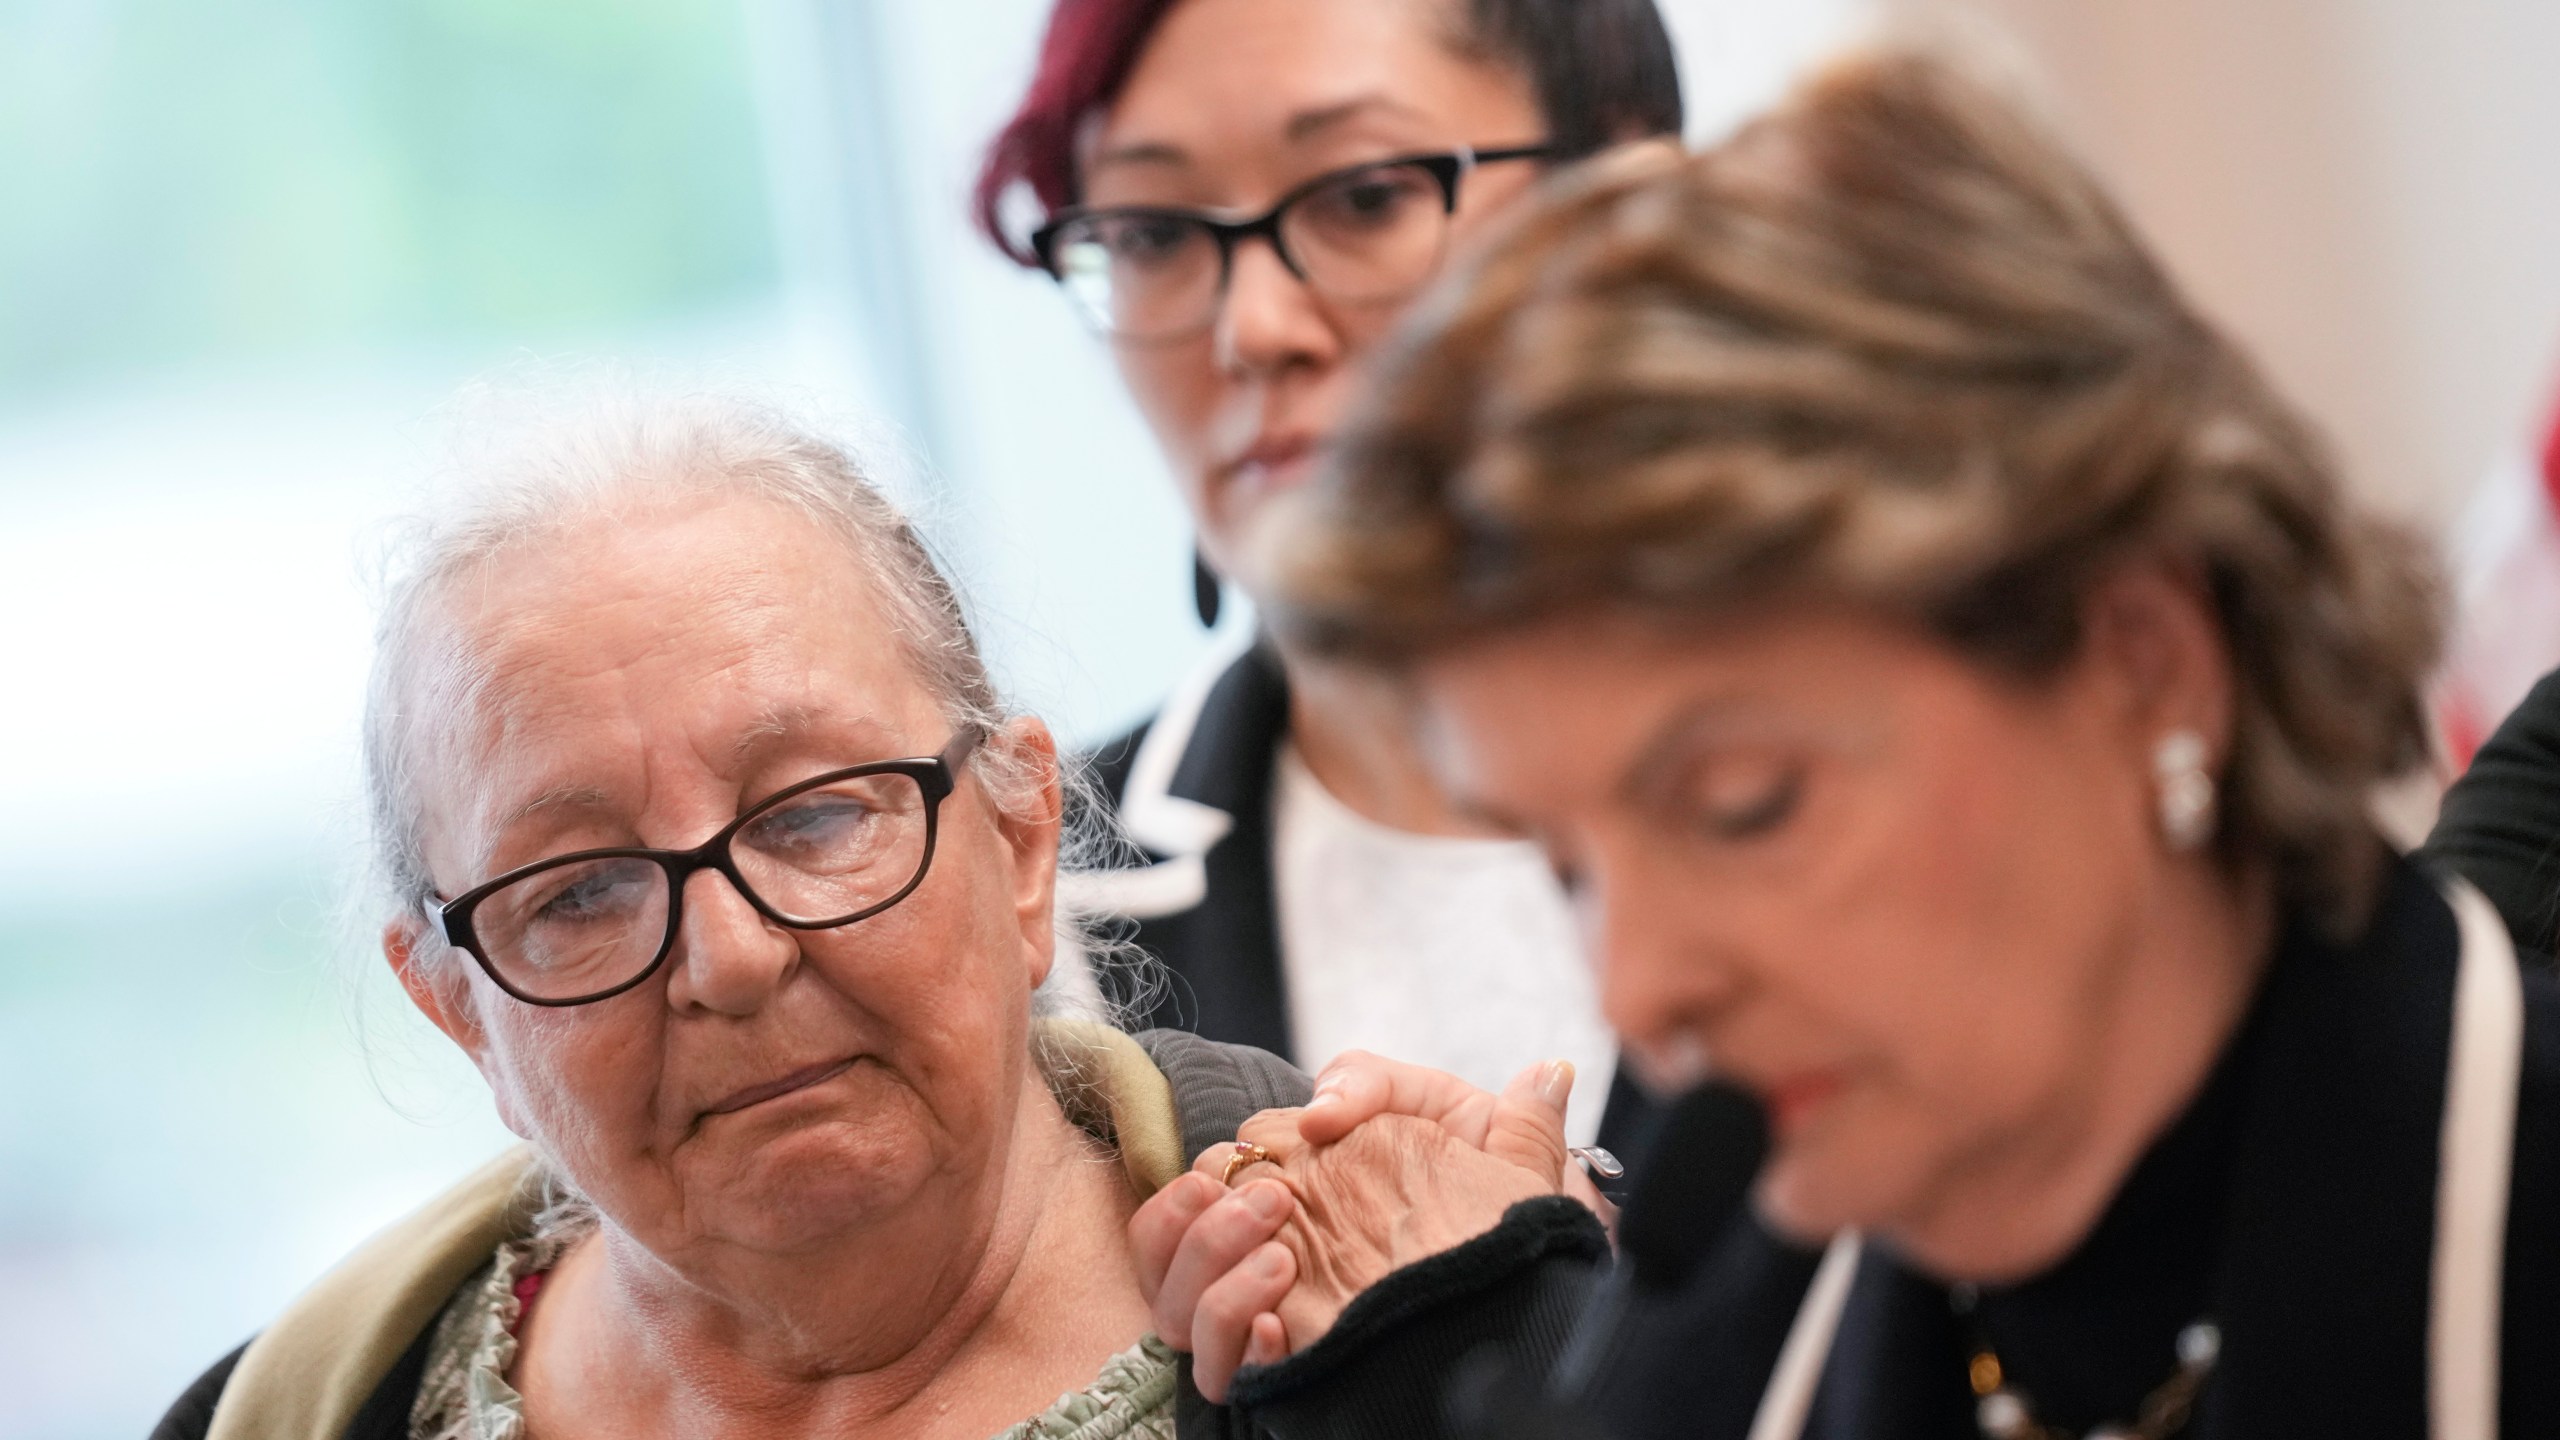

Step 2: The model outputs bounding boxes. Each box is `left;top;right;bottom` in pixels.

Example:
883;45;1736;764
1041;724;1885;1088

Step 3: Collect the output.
419;893;460;946
940;725;988;773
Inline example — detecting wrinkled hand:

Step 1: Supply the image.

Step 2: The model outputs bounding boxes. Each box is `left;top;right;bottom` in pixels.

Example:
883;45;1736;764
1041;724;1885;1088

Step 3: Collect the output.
1300;1053;1615;1219
1129;1055;1588;1401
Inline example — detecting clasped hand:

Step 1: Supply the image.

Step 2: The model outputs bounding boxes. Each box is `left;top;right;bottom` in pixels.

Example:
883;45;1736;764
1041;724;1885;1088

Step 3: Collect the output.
1128;1052;1613;1401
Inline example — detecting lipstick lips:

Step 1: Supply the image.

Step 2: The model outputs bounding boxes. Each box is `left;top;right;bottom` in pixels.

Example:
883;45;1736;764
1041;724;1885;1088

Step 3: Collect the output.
704;1057;857;1119
1763;1069;1847;1135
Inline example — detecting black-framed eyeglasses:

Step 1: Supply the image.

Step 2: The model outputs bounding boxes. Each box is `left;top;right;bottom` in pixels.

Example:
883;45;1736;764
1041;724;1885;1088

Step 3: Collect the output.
424;729;985;1008
1032;143;1552;343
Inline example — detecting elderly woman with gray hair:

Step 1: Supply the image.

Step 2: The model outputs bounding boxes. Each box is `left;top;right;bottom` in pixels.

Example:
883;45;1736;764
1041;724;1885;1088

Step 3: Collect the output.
147;398;1444;1440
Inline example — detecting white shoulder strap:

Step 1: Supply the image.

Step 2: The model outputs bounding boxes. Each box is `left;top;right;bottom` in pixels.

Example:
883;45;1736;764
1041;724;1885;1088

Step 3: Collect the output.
1118;625;1253;859
1058;629;1254;923
2432;877;2525;1440
1748;1231;1863;1440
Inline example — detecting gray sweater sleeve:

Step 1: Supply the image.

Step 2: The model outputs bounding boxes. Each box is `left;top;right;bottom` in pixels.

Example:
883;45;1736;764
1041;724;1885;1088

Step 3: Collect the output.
1135;1028;1315;1163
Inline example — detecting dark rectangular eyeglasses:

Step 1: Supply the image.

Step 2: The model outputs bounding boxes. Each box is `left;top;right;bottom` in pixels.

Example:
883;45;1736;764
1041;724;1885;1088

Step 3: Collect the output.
1033;143;1551;343
423;728;984;1007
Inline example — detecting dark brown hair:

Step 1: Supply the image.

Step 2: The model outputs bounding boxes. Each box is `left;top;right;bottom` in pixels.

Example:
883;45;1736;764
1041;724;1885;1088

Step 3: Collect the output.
1261;49;2442;922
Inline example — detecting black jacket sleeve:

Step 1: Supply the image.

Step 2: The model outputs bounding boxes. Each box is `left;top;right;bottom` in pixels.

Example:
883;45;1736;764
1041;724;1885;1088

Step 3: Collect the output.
1226;1196;1609;1440
2424;666;2560;966
149;1343;245;1440
148;1321;437;1440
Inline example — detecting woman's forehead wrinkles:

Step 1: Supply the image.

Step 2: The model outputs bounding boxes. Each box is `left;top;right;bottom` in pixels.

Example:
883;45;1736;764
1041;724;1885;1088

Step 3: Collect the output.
477;701;908;814
726;702;908;767
498;781;617;833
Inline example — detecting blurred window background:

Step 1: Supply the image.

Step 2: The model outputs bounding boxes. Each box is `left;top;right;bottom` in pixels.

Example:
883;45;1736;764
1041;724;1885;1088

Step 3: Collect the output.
0;1;2553;1436
0;4;807;1433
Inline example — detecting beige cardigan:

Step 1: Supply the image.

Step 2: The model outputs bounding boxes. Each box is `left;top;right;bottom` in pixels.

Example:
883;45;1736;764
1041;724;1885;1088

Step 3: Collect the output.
207;1021;1193;1440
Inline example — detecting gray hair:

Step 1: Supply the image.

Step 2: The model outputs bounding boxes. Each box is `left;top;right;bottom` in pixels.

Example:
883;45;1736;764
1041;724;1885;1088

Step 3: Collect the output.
361;388;1062;981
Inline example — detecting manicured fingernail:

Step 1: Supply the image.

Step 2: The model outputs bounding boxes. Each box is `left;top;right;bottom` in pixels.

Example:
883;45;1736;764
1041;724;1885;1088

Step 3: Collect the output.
1304;1088;1342;1112
1538;1060;1575;1109
1246;1182;1291;1221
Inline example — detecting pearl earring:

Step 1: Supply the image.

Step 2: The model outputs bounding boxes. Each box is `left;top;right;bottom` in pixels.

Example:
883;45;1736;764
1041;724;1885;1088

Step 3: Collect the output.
2153;729;2218;852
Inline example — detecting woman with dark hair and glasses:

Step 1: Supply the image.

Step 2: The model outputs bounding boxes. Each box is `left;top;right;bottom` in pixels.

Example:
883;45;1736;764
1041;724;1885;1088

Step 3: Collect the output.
150;391;1371;1440
976;0;1685;1181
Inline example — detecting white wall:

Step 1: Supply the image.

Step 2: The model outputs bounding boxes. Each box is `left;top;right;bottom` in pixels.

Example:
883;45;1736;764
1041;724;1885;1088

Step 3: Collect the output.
1870;0;2560;529
744;0;1222;750
1656;0;1872;143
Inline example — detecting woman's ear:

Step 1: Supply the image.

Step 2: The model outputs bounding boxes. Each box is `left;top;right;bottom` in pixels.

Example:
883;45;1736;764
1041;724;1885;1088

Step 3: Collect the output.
384;918;487;1059
385;922;541;1141
988;716;1065;988
2078;562;2237;769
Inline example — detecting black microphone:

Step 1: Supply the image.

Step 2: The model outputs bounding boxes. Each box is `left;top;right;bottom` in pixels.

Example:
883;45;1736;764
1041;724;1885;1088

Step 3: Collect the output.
1547;1079;1770;1398
1442;1081;1772;1439
1616;1080;1772;1291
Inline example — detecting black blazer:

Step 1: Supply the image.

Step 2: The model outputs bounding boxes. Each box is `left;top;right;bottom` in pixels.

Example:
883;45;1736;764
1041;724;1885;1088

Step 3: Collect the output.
1071;636;1661;1175
1226;856;2560;1439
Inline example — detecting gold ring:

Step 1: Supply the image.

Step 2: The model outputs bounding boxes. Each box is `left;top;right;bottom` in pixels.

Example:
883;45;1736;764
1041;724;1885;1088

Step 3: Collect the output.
1218;1141;1274;1186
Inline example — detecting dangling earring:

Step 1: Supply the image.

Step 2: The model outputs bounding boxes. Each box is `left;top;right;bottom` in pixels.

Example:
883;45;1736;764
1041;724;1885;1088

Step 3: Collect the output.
1193;548;1223;629
2153;729;2218;852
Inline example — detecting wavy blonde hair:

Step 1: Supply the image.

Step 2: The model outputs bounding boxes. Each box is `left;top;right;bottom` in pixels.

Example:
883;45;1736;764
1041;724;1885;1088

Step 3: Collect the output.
1259;49;2441;924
